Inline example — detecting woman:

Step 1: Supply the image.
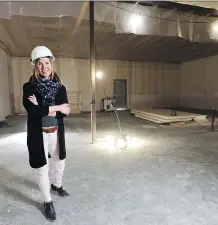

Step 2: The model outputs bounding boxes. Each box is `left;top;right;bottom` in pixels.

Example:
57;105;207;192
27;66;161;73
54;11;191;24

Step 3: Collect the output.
22;46;70;222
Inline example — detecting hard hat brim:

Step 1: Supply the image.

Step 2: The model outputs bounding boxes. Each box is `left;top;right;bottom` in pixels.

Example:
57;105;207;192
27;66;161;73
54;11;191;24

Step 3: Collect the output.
30;56;55;65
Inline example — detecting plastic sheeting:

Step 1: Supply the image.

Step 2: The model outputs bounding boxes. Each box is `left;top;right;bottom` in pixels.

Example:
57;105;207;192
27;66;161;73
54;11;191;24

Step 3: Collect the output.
0;1;218;43
0;1;114;22
176;1;218;9
113;2;218;42
0;2;85;19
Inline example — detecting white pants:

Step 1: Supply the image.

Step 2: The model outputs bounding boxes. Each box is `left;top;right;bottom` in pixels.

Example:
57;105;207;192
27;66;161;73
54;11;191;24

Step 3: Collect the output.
36;130;65;202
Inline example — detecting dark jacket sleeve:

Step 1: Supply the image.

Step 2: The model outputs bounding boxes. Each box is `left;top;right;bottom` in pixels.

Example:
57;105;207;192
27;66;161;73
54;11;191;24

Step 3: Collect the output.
56;85;69;119
23;82;49;118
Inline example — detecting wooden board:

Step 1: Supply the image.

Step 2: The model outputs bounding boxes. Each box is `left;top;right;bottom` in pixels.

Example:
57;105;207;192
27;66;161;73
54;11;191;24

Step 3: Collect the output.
131;108;206;124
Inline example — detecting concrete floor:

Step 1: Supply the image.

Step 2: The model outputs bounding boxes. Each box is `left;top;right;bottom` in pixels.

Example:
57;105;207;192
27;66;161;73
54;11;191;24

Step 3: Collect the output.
0;112;218;225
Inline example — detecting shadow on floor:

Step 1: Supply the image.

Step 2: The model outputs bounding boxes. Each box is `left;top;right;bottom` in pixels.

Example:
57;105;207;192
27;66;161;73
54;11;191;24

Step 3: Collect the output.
0;166;42;212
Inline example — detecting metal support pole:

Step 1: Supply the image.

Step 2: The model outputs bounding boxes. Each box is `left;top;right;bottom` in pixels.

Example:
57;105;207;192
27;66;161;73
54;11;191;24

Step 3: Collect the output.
211;108;216;131
90;1;96;143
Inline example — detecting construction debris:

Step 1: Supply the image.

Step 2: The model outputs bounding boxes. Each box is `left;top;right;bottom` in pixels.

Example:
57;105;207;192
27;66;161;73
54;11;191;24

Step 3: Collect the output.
0;120;8;128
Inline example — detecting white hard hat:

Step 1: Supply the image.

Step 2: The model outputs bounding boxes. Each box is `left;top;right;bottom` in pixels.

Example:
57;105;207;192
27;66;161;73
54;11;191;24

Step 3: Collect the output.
30;46;55;65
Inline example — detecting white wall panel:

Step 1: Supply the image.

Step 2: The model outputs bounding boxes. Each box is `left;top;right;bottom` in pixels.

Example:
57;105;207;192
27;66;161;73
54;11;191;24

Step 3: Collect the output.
94;60;131;111
7;54;15;115
181;55;218;109
131;62;180;109
12;57;33;113
10;57;181;114
0;49;11;121
163;63;181;107
6;52;218;115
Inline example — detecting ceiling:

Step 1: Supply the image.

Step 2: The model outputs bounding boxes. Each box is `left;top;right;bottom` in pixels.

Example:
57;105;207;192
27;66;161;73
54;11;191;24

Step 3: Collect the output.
124;1;218;17
1;1;218;63
176;1;218;10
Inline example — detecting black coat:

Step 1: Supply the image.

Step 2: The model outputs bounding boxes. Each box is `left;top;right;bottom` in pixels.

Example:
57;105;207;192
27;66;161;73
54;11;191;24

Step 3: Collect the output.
22;80;69;169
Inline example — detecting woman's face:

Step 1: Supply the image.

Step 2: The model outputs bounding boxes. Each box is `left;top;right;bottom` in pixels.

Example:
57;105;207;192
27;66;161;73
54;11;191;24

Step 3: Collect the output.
37;57;52;78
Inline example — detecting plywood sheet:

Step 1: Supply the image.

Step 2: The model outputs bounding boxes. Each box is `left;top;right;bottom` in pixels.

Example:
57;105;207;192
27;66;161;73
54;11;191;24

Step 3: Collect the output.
131;108;206;124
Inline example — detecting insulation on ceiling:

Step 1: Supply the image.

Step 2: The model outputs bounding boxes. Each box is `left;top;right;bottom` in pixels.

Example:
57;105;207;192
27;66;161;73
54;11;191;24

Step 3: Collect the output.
114;2;218;42
0;1;218;43
175;1;218;10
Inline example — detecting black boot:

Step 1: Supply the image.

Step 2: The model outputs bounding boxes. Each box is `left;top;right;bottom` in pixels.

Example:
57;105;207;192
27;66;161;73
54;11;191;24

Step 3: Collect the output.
51;184;69;196
44;201;56;222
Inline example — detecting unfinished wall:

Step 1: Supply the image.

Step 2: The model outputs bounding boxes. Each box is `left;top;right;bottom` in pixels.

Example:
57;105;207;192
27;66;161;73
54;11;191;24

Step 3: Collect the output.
8;54;218;114
131;62;180;109
181;55;218;109
57;59;131;112
12;58;33;114
0;49;12;121
12;58;131;113
12;57;180;114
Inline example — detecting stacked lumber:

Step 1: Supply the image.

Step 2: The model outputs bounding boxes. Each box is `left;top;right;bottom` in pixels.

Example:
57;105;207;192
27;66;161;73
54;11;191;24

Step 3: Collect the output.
131;108;206;124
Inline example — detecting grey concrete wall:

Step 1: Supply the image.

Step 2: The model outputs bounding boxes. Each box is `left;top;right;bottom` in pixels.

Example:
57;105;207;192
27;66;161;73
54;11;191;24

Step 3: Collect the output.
180;55;218;110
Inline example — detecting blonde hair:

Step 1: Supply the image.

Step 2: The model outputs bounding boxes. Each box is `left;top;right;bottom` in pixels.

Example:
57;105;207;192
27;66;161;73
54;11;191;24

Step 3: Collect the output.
30;57;62;84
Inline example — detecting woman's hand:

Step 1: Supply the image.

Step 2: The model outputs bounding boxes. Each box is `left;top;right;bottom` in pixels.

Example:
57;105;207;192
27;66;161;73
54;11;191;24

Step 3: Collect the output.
48;112;56;117
28;95;70;116
28;95;38;105
59;104;70;115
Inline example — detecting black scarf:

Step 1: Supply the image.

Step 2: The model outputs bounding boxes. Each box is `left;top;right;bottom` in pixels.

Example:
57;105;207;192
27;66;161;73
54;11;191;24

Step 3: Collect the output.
34;75;60;104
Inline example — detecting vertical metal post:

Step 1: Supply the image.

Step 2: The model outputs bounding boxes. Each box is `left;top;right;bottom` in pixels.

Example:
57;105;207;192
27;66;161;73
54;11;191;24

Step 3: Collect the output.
90;1;96;143
211;108;216;131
